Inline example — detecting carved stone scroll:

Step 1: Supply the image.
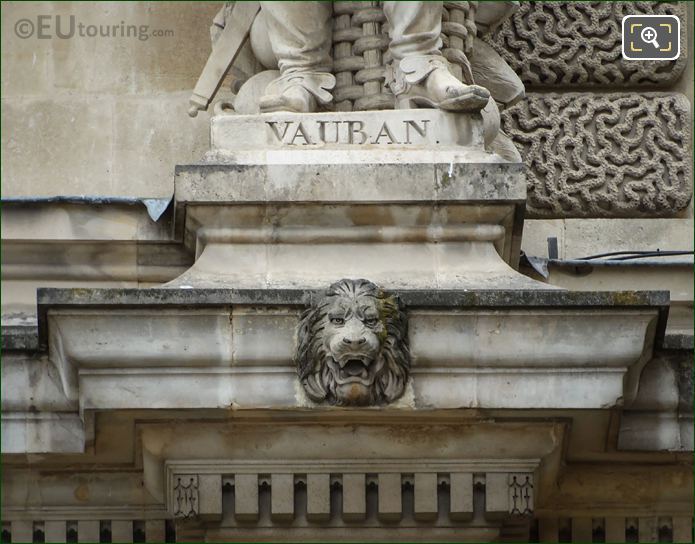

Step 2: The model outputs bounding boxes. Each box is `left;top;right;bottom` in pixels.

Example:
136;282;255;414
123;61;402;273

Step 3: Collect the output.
501;92;692;218
485;2;687;88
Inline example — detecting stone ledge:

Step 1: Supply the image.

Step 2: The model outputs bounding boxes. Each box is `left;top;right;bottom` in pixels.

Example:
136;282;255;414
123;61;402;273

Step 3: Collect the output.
36;287;670;350
35;286;665;413
1;325;39;352
37;286;669;309
662;334;695;351
1;412;86;454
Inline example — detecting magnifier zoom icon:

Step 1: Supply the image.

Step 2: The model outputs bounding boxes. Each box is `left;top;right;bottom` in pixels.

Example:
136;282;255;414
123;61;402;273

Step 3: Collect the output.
640;26;660;48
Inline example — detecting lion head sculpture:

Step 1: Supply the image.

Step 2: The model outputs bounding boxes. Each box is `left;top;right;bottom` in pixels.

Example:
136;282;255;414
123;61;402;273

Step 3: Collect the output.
296;279;410;406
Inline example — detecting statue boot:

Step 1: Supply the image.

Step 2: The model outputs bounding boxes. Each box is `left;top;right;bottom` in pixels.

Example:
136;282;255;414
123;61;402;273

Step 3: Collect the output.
388;55;490;112
259;71;336;113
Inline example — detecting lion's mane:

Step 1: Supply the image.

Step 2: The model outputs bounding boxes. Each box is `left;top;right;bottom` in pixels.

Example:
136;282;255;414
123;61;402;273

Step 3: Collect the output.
296;278;410;406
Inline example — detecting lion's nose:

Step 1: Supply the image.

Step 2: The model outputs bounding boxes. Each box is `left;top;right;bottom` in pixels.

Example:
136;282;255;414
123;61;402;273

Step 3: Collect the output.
342;336;366;345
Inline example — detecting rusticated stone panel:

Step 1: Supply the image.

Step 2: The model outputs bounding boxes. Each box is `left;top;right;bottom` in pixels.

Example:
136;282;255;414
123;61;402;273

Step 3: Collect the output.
485;2;687;87
501;93;692;218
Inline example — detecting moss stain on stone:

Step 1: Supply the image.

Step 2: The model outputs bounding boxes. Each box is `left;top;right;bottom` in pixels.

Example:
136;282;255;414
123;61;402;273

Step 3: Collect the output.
439;170;452;189
611;291;644;305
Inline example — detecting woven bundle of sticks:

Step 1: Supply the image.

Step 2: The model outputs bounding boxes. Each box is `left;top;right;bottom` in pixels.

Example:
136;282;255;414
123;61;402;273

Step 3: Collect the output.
332;1;478;111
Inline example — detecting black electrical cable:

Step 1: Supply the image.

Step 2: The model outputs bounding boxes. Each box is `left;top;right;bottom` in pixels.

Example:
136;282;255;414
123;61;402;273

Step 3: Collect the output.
577;250;694;261
605;251;694;261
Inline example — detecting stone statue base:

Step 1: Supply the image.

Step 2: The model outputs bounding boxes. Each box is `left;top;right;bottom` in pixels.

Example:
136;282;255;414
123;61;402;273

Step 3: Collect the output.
172;110;528;290
206;109;520;163
170;165;536;290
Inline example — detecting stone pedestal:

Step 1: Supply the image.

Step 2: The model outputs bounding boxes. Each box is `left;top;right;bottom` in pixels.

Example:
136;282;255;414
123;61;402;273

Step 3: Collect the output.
171;162;535;290
170;111;536;290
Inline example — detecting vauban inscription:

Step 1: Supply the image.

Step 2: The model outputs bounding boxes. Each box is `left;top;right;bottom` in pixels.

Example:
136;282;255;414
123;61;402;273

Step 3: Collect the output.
266;119;431;146
210;111;481;151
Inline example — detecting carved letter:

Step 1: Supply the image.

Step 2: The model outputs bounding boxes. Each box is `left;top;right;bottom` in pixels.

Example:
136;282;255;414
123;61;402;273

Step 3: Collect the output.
372;122;401;145
289;122;312;145
347;121;367;145
318;121;341;144
404;120;430;144
266;121;292;143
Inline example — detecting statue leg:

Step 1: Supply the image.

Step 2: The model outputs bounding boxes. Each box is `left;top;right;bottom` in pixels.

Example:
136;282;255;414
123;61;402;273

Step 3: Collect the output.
258;2;336;113
383;1;490;112
383;1;442;60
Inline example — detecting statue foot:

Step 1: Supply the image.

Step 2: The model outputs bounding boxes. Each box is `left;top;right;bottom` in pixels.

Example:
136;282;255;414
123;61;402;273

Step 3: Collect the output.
421;67;490;112
389;56;490;113
259;71;336;114
259;82;317;113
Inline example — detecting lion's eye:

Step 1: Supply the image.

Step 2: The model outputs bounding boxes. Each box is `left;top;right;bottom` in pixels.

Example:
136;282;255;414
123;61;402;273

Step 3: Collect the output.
364;317;378;326
330;317;345;325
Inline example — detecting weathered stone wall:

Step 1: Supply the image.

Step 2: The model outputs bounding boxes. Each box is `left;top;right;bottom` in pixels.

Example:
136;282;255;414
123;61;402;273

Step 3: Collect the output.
1;2;222;198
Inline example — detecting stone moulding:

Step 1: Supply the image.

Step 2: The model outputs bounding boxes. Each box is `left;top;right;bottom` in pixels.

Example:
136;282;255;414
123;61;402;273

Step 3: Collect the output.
164;460;537;523
173;162;526;204
0;412;86;454
486;2;687;88
36;287;668;416
196;224;506;246
502;92;692;218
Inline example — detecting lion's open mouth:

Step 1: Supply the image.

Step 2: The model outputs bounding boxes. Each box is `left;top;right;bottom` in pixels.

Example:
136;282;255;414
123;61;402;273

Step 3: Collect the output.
343;359;368;379
332;356;374;383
